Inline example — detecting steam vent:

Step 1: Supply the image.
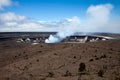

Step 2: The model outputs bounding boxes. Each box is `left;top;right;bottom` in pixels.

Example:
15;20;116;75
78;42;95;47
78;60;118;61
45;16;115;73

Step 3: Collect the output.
16;34;115;44
62;35;115;43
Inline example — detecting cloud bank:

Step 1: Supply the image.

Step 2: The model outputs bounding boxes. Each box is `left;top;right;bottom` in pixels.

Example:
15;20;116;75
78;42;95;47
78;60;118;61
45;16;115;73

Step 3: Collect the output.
0;3;120;34
86;4;114;32
0;12;59;32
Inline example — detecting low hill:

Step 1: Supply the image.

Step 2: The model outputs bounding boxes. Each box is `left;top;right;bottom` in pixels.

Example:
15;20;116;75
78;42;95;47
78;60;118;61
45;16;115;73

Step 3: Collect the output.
0;40;120;80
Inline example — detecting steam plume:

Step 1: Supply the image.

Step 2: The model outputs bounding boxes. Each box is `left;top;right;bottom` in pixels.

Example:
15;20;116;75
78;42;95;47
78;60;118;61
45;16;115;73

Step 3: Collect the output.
45;3;114;43
45;16;80;43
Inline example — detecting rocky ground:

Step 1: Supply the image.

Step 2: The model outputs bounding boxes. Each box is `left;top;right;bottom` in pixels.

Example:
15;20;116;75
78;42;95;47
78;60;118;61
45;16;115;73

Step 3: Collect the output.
0;40;120;80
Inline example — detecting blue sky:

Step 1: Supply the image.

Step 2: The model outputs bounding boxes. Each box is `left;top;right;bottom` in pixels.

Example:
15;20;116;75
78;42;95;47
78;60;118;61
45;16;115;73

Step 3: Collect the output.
2;0;120;21
0;0;120;33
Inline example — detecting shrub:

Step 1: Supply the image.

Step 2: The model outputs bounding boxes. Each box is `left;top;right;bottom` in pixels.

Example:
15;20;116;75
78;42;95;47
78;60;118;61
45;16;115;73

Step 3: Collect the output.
23;51;26;54
94;55;97;57
47;72;54;77
24;55;28;59
78;63;86;72
36;59;39;62
83;51;85;53
15;56;17;58
40;78;46;80
95;49;97;52
95;57;99;60
100;54;107;59
89;59;94;62
5;77;10;80
38;51;42;53
41;45;43;47
98;70;104;77
73;56;76;59
102;54;107;58
54;53;57;55
110;48;113;51
64;70;72;77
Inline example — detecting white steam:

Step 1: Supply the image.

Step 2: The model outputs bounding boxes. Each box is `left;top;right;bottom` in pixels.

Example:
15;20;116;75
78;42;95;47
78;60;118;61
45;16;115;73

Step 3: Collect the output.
45;3;114;43
45;35;61;43
45;16;81;43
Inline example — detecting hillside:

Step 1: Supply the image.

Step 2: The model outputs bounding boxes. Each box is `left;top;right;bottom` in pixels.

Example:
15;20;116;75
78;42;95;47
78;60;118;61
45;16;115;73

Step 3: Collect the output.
0;40;120;80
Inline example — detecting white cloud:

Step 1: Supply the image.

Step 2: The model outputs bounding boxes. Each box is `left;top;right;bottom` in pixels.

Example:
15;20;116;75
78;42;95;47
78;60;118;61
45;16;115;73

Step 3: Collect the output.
0;12;27;22
87;4;113;23
0;3;120;34
0;12;43;31
66;16;81;24
0;12;63;32
0;0;12;10
85;4;114;32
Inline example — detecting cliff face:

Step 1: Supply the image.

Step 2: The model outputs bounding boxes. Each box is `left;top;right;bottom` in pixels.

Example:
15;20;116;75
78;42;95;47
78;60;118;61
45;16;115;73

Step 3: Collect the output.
0;40;120;80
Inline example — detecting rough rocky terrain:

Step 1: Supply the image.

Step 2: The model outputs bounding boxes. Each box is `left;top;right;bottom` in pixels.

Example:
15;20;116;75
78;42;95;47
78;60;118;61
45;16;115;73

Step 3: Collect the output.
0;40;120;80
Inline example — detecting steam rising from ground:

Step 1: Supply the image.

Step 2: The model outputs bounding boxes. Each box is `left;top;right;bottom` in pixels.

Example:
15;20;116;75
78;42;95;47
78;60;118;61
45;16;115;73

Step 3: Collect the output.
45;4;114;43
45;16;80;43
